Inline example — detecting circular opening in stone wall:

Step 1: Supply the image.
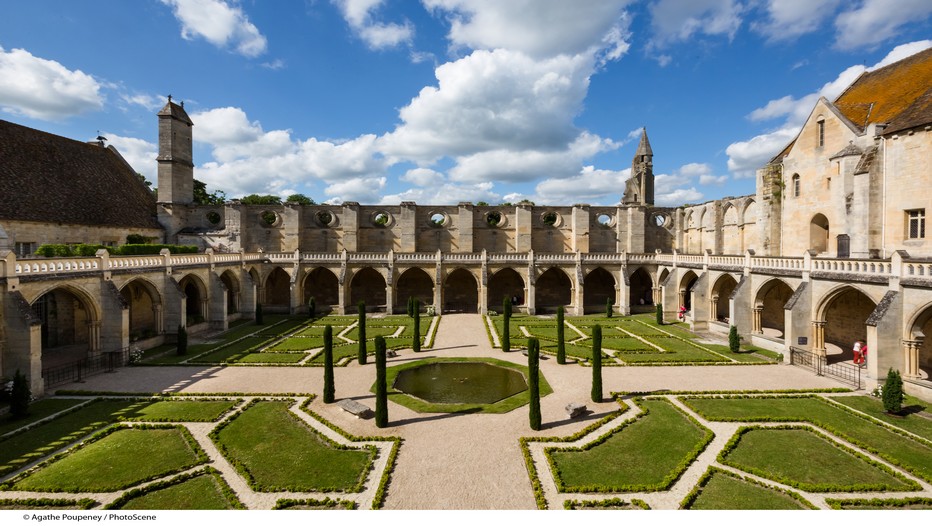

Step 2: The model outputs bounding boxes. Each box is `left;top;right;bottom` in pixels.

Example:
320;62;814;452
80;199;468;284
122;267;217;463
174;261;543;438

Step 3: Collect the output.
542;211;560;227
597;213;613;227
206;211;222;225
652;213;669;228
316;210;334;226
260;210;280;227
372;211;392;227
485;211;505;228
429;212;447;227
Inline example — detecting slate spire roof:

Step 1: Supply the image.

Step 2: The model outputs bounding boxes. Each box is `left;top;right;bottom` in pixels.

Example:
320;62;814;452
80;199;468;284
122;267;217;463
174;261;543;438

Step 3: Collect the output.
635;127;652;156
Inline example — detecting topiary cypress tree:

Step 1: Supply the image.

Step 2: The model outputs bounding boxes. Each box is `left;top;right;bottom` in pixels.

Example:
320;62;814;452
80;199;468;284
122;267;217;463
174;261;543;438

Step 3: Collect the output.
407;296;414;318
308;297;316;319
729;325;740;353
255;303;264;325
176;325;188;356
528;337;541;431
656;302;664;325
413;299;421;352
556;305;566;365
375;336;388;428
357;301;367;365
502;297;512;353
882;368;904;414
606;297;613;318
591;324;602;403
10;369;30;418
323;325;335;403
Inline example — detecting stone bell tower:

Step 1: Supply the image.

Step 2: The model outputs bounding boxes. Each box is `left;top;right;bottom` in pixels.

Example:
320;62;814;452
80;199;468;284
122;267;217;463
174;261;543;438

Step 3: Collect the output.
156;96;194;205
622;128;654;206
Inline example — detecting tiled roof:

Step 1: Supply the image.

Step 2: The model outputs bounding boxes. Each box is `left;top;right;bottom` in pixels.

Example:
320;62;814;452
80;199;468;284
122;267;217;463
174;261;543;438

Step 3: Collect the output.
883;87;932;135
834;47;932;131
0;119;160;230
854;146;878;175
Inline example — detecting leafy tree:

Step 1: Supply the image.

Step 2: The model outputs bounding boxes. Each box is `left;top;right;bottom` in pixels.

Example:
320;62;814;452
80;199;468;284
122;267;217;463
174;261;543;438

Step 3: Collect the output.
176;325;188;356
240;194;281;205
517;199;536;206
285;193;315;205
193;179;226;205
255;303;264;325
407;296;415;318
606;297;613;318
556;305;566;365
323;325;335;403
528;338;541;431
308;297;316;319
729;326;740;353
375;336;388;428
475;201;489;206
357;302;367;365
656;303;664;325
882;368;904;413
10;369;31;418
591;324;603;403
412;299;421;352
502;297;512;353
135;173;153;192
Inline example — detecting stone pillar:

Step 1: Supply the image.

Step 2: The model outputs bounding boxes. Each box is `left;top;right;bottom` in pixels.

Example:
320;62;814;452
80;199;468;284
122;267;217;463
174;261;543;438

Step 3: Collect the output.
398;202;417;252
515;204;533;252
903;339;921;378
752;306;763;334
88;320;102;353
153;304;164;334
479;249;488;315
526;253;536;315
342;202;359;252
571;205;590;253
652;286;661;306
710;295;718;322
457;202;474;253
574;254;584;316
434;250;443;311
812;320;826;356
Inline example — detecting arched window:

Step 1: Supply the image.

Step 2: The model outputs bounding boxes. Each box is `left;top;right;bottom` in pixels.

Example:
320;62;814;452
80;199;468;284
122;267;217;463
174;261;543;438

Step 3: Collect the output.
792;174;800;198
816;117;825;148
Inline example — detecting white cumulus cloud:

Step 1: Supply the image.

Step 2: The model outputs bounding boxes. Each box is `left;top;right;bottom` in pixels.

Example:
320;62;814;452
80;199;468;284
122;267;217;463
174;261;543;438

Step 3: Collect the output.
834;0;932;50
648;0;744;46
161;0;267;57
105;134;158;184
753;0;841;41
333;0;413;49
0;47;103;120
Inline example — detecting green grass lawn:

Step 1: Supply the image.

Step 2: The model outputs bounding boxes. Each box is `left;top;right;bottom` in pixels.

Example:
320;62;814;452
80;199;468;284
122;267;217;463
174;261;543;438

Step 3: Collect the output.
825;497;932;510
0;399;152;477
187;336;274;363
345;325;402;340
828;395;932;440
266;337;324;351
684;468;811;510
0;498;95;510
681;396;932;483
547;398;712;491
235;352;307;364
212;401;373;492
720;427;917;492
120;400;238;422
11;427;205;492
0;399;86;436
111;471;243;510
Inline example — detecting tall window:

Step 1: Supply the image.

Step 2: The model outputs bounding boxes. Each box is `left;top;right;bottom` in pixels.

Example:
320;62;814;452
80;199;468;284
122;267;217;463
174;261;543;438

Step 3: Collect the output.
816;119;825;147
907;209;926;239
14;242;35;257
792;174;800;197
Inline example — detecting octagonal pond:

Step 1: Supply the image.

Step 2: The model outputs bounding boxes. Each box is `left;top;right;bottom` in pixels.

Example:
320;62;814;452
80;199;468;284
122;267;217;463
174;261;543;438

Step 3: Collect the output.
392;362;528;404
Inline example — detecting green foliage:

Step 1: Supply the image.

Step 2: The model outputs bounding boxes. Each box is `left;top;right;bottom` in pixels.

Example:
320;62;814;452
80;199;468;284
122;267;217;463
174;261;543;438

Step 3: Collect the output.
176;326;187;356
883;369;904;414
556;306;565;365
239;194;281;205
255;303;264;325
407;296;414;318
107;468;244;510
285;193;315;205
375;336;388;428
323;325;335;403
656;303;663;325
591;325;602;403
10;370;30;418
681;467;814;510
308;297;316;319
113;244;199;255
502;297;512;353
606;297;613;318
528;338;541;431
33;242;200;258
193;179;226;205
357;302;367;365
412;299;421;353
125;233;152;244
729;325;740;353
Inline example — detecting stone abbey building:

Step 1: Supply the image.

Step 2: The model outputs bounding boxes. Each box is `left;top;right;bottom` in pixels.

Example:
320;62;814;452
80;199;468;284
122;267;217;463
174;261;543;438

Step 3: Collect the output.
1;48;931;395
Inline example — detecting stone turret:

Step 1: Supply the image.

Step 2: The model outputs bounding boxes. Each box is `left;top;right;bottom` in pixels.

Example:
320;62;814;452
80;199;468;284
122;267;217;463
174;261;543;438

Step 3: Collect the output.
622;128;654;206
156;96;194;205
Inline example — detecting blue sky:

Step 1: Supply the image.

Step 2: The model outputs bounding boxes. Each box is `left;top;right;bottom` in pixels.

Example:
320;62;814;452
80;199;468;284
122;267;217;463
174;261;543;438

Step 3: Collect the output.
0;1;929;207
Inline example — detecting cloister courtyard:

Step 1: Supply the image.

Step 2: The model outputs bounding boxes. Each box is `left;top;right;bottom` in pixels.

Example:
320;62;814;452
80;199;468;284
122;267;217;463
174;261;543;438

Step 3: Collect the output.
1;312;931;510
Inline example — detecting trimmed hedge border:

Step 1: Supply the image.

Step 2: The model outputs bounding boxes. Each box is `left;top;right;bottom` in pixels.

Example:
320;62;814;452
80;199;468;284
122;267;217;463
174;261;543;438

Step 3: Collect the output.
272;497;357;510
716;424;922;493
678;466;816;510
1;423;209;492
563;497;650;510
614;388;850;397
54;391;312;397
0;498;96;510
0;398;96;441
423;314;441;349
825;496;932;510
105;466;246;510
116;398;243;423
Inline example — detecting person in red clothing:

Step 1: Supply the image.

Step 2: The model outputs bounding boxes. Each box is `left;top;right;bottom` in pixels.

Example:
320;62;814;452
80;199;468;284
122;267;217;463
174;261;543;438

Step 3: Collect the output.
852;340;863;365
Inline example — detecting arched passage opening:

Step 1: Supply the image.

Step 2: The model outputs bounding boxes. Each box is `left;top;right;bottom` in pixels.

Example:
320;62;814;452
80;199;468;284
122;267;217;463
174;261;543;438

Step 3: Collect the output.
722;205;740;254
264;267;291;312
178;275;207;326
628;267;653;311
820;287;876;363
488;268;525;309
711;274;738;322
443;268;478;313
31;286;97;368
395;268;434;311
583;267;616;313
906;305;932;380
536;267;571;314
119;279;161;341
219;271;240;315
350;267;386;310
679;271;699;312
303;267;339;310
756;279;793;338
810;214;830;254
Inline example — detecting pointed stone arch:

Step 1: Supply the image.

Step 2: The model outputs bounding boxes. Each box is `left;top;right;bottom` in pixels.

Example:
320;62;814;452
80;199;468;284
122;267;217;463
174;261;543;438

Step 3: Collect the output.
810;213;830;254
742;198;759;253
536;267;572;313
905;303;932;379
395;267;434;312
119;277;162;340
754;279;794;338
303;267;339;310
710;273;738;322
264;267;291;312
29;284;100;368
443;268;479;313
488;268;525;310
816;285;877;361
350;267;387;309
628;266;654;310
584;267;616;313
178;273;208;326
679;271;699;311
218;270;241;315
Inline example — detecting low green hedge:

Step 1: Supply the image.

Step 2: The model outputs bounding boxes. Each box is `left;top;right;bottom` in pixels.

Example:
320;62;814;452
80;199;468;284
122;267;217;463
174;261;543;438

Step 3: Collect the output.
35;243;198;257
563;497;650;510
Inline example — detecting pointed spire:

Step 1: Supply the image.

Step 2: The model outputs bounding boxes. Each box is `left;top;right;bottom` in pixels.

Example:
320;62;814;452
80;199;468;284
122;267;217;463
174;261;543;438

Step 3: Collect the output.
635;127;652;156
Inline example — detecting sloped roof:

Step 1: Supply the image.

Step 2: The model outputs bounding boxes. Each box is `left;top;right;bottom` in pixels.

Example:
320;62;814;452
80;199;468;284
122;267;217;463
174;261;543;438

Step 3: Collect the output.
883;87;932;135
834;47;932;131
0;119;160;230
157;99;193;125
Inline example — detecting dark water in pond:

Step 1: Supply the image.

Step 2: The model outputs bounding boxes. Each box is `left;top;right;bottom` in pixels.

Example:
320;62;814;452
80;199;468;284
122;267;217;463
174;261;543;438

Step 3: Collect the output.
393;362;528;404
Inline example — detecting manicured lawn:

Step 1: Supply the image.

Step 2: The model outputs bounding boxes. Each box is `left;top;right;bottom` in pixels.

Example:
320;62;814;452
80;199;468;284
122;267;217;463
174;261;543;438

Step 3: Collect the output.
720;427;917;492
0;398;86;436
112;471;242;510
0;498;95;510
0;399;152;477
266;337;324;352
256;318;309;336
212;401;373;492
684;469;811;510
345;325;402;340
682;396;932;483
235;352;307;364
121;400;238;422
829;395;932;440
547;398;712;491
188;337;273;363
826;497;932;510
12;427;205;492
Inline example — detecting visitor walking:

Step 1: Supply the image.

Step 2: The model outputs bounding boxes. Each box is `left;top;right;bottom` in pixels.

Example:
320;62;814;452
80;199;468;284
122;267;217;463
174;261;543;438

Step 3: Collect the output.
852;340;863;365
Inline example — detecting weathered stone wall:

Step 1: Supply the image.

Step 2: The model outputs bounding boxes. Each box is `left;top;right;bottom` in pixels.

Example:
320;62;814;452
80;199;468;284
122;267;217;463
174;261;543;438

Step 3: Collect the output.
0;220;164;252
883;128;932;257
